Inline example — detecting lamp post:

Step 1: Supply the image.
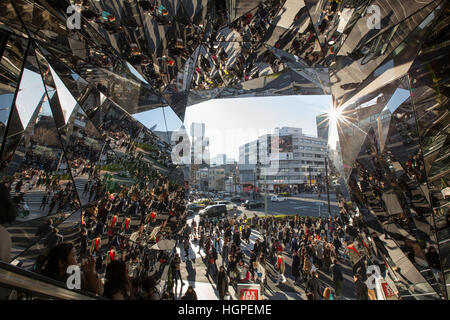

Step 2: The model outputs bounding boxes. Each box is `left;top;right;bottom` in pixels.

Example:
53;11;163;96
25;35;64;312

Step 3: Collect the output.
325;157;331;217
253;167;256;200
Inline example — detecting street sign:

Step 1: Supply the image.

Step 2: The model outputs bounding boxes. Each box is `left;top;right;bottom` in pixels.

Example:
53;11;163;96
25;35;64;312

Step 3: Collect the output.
237;283;261;300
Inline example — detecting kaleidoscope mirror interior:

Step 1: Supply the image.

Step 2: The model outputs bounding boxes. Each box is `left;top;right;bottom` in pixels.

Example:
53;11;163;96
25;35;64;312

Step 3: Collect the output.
0;0;448;301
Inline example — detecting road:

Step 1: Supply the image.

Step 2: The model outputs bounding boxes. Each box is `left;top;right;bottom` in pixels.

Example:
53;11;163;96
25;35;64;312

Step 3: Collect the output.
237;193;340;218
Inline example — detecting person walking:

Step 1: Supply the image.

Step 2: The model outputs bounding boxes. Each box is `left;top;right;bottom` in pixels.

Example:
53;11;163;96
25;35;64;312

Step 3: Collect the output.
207;251;217;279
198;232;205;258
354;274;369;300
306;271;322;300
303;254;312;281
222;238;230;267
292;250;300;284
330;259;344;299
171;253;184;292
181;285;198;300
217;266;229;300
45;228;63;251
276;252;286;284
183;236;190;260
36;219;54;238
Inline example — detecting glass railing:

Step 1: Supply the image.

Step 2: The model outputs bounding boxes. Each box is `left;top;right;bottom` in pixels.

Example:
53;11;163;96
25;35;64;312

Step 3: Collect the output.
0;261;102;300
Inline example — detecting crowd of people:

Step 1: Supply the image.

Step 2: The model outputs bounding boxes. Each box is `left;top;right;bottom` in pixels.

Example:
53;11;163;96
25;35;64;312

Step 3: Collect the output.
171;197;405;300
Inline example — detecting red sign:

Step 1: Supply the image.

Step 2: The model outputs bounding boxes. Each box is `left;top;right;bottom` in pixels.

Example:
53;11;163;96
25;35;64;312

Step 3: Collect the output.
381;282;396;299
240;289;259;300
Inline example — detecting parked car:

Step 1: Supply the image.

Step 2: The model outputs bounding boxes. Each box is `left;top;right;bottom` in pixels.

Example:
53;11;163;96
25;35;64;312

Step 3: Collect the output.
242;200;264;209
271;195;286;202
199;204;227;218
215;201;237;212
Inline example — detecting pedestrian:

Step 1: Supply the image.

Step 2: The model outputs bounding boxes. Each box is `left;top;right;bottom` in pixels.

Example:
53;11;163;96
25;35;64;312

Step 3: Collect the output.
198;232;205;257
303;254;312;281
103;260;131;300
183;236;190;260
217;266;229;300
292;250;300;284
306;271;322;300
45;228;63;251
330;259;343;299
35;219;54;238
354;274;369;300
41;243;103;295
181;285;198;300
171;253;184;290
222;237;229;267
237;259;249;283
276;252;286;284
40;193;48;210
207;251;217;279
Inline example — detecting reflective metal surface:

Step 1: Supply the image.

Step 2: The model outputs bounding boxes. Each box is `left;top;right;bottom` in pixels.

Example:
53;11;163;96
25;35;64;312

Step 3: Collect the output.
0;0;448;299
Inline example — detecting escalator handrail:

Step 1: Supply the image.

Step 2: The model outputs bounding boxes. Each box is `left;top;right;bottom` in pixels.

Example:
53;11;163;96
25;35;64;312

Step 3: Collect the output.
0;261;103;300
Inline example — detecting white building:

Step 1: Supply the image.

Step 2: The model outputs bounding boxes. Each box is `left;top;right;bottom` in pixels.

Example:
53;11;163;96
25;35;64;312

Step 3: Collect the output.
238;127;328;193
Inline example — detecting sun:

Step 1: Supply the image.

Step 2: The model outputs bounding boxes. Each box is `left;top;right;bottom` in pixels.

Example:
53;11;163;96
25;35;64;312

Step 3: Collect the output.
328;106;343;124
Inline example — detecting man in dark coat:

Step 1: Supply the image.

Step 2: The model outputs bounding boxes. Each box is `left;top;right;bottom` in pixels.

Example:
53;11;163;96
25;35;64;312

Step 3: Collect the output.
181;286;198;300
330;259;344;298
354;274;369;300
306;271;322;300
217;266;229;300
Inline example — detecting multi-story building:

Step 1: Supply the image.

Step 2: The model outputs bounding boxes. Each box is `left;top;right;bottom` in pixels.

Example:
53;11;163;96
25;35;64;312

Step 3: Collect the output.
210;154;227;166
208;166;225;191
238;127;328;193
316;113;329;141
189;122;210;190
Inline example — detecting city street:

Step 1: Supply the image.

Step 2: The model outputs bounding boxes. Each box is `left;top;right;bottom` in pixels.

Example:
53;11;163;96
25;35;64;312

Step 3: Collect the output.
165;211;356;300
236;193;340;218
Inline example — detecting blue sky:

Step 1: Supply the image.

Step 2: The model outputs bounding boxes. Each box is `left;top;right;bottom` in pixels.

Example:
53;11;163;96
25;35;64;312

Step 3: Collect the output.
135;95;335;160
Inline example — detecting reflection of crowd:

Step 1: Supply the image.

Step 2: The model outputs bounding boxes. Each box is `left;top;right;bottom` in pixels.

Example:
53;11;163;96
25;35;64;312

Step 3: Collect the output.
2;149;79;218
3;150;188;299
348;127;446;295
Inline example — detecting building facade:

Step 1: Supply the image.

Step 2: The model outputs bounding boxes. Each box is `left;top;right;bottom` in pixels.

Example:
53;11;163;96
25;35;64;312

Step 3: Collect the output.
238;127;328;193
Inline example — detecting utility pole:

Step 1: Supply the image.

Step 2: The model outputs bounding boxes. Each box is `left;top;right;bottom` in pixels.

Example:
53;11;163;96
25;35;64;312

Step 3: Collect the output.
264;170;268;217
253;167;256;200
325;157;331;216
308;166;312;187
